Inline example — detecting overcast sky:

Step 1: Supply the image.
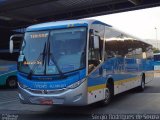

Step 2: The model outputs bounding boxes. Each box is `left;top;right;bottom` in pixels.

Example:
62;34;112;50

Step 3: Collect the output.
88;6;160;40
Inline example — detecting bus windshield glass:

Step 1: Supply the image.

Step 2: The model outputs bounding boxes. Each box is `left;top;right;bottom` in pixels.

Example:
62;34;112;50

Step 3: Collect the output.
18;27;87;75
154;54;160;62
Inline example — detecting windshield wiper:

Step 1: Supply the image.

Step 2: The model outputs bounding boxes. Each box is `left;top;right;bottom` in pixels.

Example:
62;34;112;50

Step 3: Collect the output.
27;43;47;79
47;41;66;78
27;40;66;79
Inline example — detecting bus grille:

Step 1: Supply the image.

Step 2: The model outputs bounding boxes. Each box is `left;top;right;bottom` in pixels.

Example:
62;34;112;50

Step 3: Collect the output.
26;88;67;94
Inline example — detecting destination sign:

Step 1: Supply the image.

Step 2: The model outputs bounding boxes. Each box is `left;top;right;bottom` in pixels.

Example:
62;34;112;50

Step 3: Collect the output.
30;33;48;39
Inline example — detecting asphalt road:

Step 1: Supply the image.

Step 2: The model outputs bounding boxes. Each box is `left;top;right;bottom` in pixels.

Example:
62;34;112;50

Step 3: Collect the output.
0;76;160;120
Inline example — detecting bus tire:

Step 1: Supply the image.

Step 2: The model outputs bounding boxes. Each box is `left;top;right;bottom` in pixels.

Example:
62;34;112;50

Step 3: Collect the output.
6;76;17;88
137;75;145;91
100;80;114;105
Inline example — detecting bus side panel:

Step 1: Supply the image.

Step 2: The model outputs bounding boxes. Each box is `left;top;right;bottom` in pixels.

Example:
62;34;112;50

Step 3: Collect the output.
103;57;142;95
87;64;106;104
87;60;143;105
113;74;141;94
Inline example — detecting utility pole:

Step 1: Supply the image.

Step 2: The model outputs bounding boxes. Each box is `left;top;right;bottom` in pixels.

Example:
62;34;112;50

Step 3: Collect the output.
155;27;158;49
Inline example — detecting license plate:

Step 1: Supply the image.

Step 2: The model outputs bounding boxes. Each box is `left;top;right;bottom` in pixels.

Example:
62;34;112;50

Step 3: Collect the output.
40;99;53;105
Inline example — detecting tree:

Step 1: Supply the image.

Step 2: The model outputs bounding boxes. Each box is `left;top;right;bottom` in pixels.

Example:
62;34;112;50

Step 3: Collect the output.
153;47;160;53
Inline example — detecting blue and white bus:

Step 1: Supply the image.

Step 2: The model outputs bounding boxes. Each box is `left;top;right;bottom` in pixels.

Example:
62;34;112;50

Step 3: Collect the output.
10;19;154;105
153;53;160;71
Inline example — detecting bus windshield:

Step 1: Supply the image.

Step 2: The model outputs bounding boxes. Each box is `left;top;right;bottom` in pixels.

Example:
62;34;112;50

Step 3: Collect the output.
18;27;87;75
154;54;160;62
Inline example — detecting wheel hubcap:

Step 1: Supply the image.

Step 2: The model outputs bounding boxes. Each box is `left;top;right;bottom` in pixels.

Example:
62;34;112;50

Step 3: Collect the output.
9;79;16;87
142;80;145;89
104;88;110;103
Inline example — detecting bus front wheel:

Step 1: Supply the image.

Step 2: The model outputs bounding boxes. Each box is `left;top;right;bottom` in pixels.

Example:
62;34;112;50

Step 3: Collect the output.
103;87;111;105
100;82;114;105
6;76;17;88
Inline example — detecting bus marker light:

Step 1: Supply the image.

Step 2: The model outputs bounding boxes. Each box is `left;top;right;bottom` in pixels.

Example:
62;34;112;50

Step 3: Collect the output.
40;99;53;105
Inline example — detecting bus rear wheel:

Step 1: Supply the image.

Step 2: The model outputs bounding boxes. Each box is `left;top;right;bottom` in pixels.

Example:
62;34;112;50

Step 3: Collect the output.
137;75;145;91
7;76;17;88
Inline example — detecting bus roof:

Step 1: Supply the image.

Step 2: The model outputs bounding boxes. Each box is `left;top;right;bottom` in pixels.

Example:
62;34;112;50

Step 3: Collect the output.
25;19;151;47
26;19;112;32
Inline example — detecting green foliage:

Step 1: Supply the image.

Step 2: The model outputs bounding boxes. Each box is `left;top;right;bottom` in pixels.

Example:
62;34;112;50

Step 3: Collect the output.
153;47;160;53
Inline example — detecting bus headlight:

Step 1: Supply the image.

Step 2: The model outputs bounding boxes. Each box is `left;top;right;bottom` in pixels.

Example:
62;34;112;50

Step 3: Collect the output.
67;79;86;89
18;82;28;89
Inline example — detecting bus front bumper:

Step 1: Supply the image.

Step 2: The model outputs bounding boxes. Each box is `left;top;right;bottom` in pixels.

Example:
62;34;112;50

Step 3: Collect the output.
18;80;87;106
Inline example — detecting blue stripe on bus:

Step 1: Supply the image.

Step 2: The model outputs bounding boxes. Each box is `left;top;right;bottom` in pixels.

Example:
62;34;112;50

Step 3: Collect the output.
87;57;154;87
26;23;88;32
18;69;86;90
87;73;137;87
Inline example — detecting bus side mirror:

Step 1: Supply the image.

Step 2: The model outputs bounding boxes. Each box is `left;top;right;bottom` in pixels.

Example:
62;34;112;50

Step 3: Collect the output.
94;36;99;49
9;39;14;53
9;34;24;53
